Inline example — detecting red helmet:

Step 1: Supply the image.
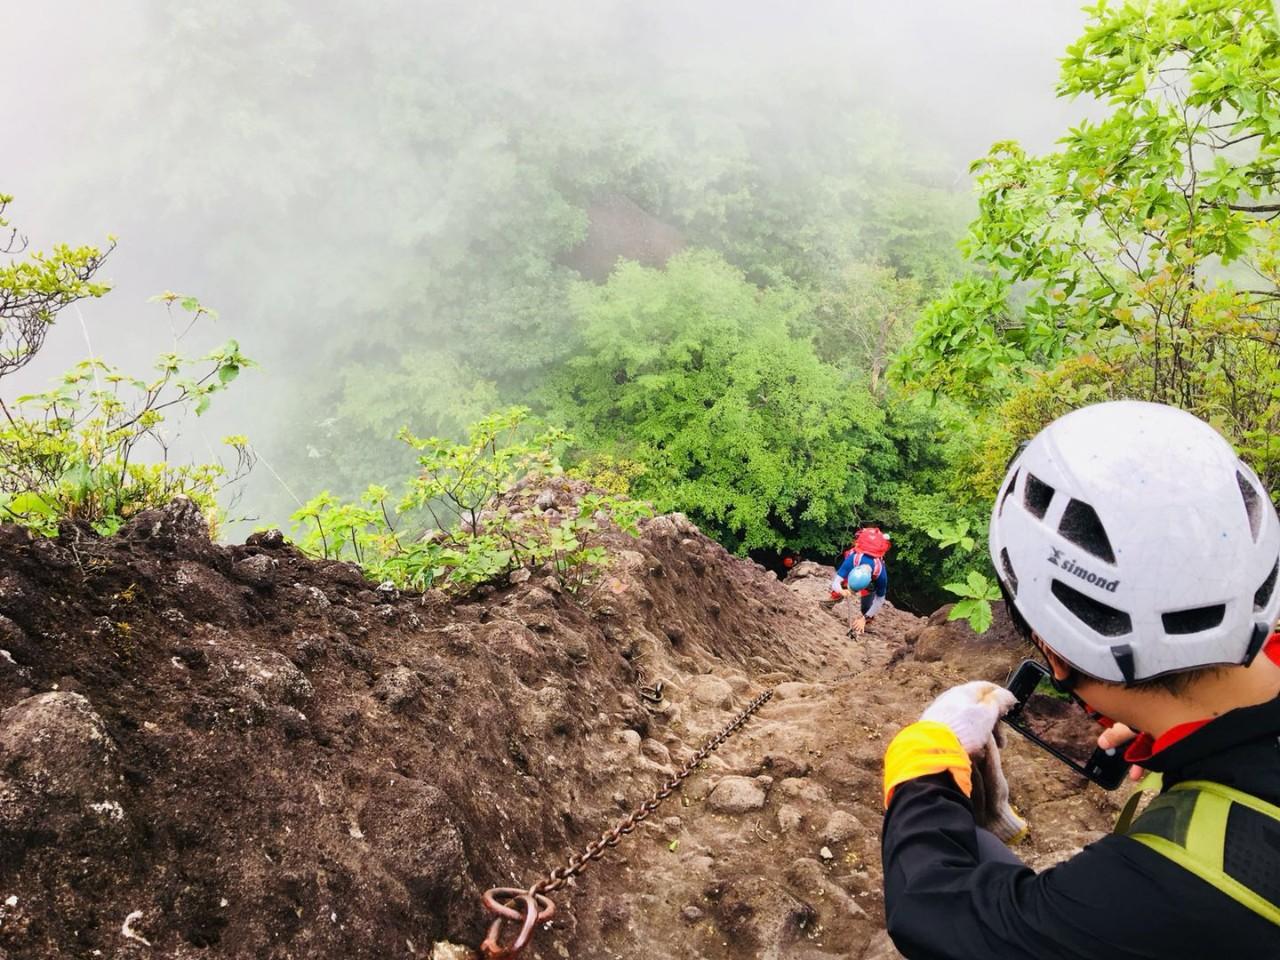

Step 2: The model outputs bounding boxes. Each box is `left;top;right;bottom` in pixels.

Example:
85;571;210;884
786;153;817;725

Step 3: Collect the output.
782;556;795;568
854;527;891;558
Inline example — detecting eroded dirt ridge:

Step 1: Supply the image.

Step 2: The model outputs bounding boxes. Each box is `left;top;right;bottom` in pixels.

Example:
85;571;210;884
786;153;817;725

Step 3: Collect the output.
0;486;1121;959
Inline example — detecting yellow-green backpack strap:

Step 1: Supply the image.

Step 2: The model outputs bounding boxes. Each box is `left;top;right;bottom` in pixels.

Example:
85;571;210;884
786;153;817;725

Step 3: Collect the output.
1175;779;1280;821
1126;779;1280;927
1113;771;1163;835
1130;836;1280;925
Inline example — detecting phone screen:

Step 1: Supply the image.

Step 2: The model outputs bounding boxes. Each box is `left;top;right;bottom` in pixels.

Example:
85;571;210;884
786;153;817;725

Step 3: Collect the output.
1002;660;1130;789
1008;676;1105;768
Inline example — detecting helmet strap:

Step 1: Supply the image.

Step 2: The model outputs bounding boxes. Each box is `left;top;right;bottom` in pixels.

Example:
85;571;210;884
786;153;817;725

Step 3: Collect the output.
1241;622;1271;667
1048;665;1079;694
1109;644;1137;685
997;579;1031;638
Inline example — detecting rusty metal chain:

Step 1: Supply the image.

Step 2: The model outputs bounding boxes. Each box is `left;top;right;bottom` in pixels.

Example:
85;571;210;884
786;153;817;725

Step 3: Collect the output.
479;687;774;959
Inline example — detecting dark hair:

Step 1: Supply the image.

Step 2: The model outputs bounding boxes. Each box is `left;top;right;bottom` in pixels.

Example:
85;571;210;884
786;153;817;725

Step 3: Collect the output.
1121;665;1227;696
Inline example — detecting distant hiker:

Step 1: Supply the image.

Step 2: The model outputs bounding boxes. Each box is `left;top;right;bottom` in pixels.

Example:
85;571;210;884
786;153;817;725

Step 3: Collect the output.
879;402;1280;958
828;526;890;634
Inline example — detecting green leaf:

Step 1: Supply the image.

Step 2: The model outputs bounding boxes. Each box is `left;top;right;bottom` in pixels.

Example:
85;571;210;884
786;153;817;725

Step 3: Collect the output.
967;600;994;634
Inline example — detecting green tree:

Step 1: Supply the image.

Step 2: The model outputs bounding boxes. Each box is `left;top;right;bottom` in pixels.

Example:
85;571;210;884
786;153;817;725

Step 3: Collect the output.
902;0;1280;488
551;251;899;554
802;262;924;393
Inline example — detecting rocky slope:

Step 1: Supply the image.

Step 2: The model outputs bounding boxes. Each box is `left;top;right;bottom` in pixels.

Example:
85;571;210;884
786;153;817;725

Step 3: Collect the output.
0;487;1123;959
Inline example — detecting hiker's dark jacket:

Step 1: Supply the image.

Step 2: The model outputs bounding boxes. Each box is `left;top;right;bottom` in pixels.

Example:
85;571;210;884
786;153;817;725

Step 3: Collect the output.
881;696;1280;959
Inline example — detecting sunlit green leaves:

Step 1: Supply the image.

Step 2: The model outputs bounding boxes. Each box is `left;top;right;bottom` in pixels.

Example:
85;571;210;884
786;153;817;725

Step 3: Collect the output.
944;570;1003;634
0;194;114;381
927;519;976;553
901;0;1280;493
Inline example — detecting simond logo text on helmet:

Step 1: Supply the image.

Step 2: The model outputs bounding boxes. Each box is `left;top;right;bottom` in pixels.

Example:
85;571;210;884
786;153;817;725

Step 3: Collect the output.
1047;548;1119;592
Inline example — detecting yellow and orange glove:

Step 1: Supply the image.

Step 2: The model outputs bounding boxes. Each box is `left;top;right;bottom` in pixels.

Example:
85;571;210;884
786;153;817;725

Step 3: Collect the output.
883;720;974;806
883;681;1017;807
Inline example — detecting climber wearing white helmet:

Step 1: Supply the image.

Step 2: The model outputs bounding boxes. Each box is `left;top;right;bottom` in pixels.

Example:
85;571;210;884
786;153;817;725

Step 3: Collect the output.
879;401;1280;958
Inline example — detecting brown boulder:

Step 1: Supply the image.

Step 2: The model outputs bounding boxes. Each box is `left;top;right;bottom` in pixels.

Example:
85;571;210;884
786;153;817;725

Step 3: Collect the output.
906;601;1027;683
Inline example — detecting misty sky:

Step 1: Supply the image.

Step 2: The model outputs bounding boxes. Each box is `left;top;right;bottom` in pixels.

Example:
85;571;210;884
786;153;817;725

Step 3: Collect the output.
1;0;1094;527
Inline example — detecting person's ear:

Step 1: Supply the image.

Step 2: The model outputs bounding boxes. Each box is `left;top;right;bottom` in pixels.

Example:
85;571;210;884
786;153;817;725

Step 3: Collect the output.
1035;635;1074;683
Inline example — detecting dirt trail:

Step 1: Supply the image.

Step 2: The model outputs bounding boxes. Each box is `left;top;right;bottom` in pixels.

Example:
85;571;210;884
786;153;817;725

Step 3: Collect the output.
0;488;1124;960
559;563;1126;960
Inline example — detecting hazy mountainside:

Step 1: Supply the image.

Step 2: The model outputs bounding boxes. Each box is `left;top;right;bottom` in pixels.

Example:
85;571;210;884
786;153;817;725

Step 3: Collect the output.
0;485;1120;960
2;6;1276;956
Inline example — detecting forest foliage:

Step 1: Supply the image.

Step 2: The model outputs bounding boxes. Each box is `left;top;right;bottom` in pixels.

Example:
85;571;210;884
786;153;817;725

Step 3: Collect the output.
4;0;1278;623
905;0;1280;489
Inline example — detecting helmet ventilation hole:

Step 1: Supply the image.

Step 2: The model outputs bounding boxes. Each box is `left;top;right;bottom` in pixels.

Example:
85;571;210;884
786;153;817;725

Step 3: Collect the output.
1051;579;1132;637
1161;604;1226;635
1057;498;1116;564
1024;473;1055;520
1254;557;1279;611
1237;471;1263;541
999;469;1019;517
999;548;1019;594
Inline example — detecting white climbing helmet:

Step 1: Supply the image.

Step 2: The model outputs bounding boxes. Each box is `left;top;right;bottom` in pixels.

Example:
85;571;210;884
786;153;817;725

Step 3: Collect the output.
989;401;1280;684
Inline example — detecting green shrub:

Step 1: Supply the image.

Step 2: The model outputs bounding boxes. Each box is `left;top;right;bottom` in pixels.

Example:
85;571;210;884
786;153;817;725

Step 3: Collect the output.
292;407;650;593
0;295;253;536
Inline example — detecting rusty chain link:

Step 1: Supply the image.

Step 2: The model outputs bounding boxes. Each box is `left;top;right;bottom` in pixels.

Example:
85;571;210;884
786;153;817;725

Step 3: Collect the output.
479;687;774;959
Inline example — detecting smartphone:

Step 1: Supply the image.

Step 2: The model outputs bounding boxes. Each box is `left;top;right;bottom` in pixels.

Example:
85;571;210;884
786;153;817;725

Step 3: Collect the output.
1000;659;1131;790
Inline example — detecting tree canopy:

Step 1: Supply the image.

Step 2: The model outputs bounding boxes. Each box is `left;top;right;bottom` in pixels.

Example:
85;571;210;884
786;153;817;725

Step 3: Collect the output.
904;0;1280;488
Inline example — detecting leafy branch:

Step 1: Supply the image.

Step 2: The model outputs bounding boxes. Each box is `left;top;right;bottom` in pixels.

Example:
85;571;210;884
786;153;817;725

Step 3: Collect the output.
943;570;1003;635
0;294;254;536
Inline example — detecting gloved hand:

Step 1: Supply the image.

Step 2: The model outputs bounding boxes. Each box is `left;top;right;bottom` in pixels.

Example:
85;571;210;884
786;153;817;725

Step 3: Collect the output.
920;681;1018;754
829;589;843;601
884;681;1021;818
971;726;1028;842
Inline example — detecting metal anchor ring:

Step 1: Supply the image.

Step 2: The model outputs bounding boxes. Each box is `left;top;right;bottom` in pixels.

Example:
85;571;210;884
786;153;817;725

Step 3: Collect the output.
480;888;556;959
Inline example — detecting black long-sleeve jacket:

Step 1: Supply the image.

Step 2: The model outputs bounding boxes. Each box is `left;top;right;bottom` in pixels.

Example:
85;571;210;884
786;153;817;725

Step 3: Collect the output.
881;696;1280;959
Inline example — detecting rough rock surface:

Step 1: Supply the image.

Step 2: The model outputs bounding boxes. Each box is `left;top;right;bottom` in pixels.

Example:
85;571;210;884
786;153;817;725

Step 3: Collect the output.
0;492;1122;959
897;600;1027;683
707;776;769;814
